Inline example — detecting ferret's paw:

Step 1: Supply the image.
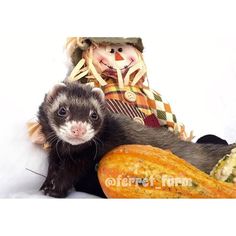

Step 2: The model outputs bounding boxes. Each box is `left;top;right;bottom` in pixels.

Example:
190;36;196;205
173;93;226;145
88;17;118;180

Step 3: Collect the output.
40;179;67;198
40;179;53;192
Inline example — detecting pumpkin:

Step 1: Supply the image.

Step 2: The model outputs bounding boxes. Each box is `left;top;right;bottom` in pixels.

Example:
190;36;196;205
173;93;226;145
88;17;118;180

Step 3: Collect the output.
97;145;236;198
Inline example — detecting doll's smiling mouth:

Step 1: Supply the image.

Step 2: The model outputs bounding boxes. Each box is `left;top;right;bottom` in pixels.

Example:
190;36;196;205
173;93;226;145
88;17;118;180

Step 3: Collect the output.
100;59;134;71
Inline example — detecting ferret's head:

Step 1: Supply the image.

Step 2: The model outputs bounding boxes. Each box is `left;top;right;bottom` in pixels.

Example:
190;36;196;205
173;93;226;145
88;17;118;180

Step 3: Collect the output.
41;82;106;146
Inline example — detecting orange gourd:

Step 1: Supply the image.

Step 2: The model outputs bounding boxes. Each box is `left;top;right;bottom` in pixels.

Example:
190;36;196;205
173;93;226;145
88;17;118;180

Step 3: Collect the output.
98;145;236;198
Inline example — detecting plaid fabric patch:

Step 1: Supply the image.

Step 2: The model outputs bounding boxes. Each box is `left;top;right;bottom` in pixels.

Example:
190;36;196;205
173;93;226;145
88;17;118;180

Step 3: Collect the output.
106;99;146;120
142;88;177;129
102;83;178;130
103;83;153;115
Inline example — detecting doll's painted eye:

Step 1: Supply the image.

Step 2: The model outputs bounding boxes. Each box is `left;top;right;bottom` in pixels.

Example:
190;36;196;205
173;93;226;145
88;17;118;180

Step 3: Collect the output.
118;48;123;52
57;107;68;117
110;48;115;53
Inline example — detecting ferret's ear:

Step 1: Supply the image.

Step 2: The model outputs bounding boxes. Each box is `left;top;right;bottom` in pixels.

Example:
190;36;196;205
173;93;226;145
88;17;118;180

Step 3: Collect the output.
92;87;105;102
46;83;66;103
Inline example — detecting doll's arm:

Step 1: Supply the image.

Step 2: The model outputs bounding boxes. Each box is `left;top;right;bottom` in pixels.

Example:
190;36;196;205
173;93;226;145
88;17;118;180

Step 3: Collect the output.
143;87;194;141
27;121;49;148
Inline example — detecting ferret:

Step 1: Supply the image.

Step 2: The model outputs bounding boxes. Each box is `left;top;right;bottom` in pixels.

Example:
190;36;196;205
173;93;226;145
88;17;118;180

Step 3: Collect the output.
38;82;235;198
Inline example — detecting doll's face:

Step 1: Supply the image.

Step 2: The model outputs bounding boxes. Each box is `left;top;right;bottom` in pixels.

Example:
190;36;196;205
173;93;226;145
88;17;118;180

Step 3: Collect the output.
92;44;139;75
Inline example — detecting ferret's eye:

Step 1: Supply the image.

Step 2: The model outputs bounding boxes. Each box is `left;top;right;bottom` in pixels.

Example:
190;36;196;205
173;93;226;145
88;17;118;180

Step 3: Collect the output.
110;48;115;53
118;47;123;52
90;111;99;121
57;107;67;117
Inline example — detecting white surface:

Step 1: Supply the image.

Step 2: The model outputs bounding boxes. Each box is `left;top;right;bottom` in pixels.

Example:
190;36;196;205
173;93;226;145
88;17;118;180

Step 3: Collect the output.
0;0;236;199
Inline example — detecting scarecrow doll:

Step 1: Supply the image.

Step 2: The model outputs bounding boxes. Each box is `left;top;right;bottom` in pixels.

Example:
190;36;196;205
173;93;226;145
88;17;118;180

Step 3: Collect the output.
28;37;192;147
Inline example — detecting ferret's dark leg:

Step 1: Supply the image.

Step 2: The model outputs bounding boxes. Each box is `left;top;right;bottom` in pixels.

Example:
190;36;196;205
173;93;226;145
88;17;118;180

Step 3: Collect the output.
40;151;78;198
40;159;61;196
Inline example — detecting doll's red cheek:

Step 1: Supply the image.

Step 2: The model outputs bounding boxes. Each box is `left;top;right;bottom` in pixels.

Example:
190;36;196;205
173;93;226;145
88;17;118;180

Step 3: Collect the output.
129;57;136;62
96;56;105;62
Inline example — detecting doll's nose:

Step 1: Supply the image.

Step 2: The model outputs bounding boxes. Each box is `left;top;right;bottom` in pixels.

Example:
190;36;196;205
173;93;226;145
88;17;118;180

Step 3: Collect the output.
115;52;124;61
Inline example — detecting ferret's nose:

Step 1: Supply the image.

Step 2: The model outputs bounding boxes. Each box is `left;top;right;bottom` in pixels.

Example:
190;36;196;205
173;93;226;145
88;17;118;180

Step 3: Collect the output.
71;123;87;138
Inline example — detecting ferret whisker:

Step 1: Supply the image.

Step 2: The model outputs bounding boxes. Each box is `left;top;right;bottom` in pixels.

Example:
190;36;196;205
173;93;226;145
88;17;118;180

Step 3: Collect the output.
46;132;58;139
67;144;76;163
47;135;58;144
56;139;63;161
46;133;56;139
47;133;57;140
47;136;56;143
92;139;98;160
93;136;104;147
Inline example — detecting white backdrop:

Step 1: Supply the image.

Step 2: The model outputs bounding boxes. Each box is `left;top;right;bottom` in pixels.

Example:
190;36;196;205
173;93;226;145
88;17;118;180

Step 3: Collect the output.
1;1;236;236
0;1;236;198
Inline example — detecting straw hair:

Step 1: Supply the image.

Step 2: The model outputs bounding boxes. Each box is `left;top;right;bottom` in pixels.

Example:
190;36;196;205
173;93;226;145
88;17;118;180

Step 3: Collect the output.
66;38;147;88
